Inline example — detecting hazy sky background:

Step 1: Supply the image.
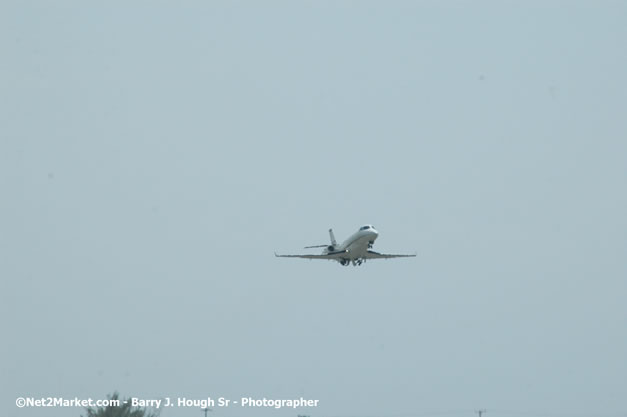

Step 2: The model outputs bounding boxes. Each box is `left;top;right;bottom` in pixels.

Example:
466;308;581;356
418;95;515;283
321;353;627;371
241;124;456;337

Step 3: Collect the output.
2;2;626;417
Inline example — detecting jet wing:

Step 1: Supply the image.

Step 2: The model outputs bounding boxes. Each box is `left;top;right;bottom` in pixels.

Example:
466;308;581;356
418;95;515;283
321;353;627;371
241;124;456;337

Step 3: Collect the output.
274;250;348;260
363;250;416;259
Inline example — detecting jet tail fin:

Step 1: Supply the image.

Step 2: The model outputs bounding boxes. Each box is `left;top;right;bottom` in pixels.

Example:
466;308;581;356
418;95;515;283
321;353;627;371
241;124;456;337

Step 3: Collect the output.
329;228;337;246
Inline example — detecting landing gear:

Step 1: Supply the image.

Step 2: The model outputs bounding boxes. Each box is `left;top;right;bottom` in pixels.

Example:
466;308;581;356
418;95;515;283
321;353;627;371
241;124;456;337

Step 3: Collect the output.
340;258;363;266
368;241;374;249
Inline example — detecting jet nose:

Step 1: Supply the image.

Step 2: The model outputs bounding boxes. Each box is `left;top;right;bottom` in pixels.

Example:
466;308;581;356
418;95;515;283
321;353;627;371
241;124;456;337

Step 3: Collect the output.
367;228;378;249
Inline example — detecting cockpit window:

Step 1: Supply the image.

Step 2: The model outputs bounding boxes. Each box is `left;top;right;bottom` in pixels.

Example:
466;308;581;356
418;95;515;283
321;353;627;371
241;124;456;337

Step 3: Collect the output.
360;225;370;231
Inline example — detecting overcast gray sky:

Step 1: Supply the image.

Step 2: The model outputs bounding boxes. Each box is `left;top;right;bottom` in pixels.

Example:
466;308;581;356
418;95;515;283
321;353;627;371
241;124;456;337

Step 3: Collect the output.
2;2;626;417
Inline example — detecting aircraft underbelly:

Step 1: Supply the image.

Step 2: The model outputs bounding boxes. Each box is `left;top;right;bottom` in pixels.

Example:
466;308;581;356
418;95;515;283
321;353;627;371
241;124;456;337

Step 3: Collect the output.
345;238;370;259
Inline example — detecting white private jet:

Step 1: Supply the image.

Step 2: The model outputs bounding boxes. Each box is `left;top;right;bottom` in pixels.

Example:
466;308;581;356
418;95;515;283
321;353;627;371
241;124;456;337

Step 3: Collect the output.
275;225;416;266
